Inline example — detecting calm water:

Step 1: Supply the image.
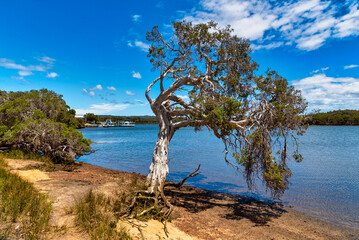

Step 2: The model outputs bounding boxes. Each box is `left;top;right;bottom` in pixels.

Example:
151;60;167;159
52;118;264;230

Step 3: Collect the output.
79;125;359;228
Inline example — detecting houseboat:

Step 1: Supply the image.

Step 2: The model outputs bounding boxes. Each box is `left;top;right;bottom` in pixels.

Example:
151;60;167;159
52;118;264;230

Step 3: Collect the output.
119;121;135;127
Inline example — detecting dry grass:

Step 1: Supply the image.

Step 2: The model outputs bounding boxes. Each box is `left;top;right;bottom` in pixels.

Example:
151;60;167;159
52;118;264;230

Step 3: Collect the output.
0;149;54;171
0;156;52;240
73;175;169;240
74;190;132;240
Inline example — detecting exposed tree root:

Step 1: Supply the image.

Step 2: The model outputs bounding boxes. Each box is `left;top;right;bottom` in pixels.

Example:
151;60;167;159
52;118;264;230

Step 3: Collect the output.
120;165;201;237
119;183;174;238
124;187;173;220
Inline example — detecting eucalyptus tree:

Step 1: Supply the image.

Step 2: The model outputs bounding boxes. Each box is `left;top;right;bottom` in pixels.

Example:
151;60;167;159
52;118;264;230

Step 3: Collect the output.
144;20;306;204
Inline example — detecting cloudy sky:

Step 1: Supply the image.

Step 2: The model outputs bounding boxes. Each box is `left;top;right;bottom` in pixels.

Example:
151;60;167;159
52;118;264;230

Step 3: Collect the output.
1;0;358;115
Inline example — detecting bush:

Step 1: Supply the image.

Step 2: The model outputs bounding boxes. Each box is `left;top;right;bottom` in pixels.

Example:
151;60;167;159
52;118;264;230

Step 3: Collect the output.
3;119;91;164
0;89;91;164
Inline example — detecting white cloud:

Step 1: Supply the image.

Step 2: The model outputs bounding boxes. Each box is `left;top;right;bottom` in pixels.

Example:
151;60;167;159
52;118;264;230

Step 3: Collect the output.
131;70;142;79
344;64;359;70
293;73;359;111
107;86;117;91
127;40;150;52
90;84;104;91
135;99;147;105
82;88;96;96
251;42;284;50
75;103;130;115
177;95;190;102
311;67;329;74
18;70;33;76
0;58;47;71
334;3;359;38
185;0;359;51
135;41;150;52
36;56;55;64
295;30;331;51
126;90;136;96
132;14;141;23
46;72;59;78
83;84;104;96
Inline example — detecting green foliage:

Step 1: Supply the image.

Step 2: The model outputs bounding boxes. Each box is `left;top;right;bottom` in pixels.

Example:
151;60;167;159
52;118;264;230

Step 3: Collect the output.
0;89;90;164
84;113;99;123
0;157;52;239
4;119;90;164
0;89;80;128
306;110;359;125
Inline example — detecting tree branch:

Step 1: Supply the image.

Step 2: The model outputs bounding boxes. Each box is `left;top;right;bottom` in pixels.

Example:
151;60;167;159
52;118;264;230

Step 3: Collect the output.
146;77;160;104
168;109;193;117
171;119;208;129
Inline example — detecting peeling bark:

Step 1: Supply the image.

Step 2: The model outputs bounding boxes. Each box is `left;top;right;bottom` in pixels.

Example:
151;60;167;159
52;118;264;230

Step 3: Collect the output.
146;103;173;194
146;126;170;193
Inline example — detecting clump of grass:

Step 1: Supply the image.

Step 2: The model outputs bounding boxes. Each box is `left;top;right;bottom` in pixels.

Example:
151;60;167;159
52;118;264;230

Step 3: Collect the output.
74;191;132;240
0;157;7;168
129;175;147;190
0;156;52;240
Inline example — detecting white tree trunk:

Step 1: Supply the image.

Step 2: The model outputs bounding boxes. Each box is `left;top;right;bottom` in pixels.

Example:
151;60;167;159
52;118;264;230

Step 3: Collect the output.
147;127;170;193
146;103;172;194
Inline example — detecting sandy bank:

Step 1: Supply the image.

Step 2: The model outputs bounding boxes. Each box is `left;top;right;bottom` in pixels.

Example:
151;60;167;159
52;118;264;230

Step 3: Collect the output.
4;158;359;240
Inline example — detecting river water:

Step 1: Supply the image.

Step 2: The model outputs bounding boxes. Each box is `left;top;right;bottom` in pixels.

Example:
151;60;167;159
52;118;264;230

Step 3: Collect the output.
78;125;359;228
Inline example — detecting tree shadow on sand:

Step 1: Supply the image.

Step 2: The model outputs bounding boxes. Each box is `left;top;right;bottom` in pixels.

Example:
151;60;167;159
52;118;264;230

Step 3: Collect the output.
165;185;287;226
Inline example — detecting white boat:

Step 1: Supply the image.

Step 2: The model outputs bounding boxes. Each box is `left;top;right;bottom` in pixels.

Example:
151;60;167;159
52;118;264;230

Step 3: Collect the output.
119;121;135;127
103;119;115;127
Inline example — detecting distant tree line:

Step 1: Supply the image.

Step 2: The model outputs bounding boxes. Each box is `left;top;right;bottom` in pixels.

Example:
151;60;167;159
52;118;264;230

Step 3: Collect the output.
83;110;359;126
305;110;359;125
84;113;159;124
83;114;187;125
0;89;91;163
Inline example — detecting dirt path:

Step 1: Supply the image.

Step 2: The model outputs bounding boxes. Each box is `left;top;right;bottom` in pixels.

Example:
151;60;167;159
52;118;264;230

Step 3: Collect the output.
5;159;359;240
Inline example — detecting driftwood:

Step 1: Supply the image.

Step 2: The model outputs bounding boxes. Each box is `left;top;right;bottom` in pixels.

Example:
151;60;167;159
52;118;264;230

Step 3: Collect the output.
166;164;201;188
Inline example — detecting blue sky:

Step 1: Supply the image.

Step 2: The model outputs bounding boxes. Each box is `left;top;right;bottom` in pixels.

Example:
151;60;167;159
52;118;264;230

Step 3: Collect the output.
1;0;359;116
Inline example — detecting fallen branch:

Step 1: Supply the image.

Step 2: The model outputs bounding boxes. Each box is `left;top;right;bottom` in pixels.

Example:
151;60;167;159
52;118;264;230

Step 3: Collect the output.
168;164;201;188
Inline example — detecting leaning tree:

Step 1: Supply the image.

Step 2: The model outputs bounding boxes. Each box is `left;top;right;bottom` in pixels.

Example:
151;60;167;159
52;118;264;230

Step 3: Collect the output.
140;21;306;217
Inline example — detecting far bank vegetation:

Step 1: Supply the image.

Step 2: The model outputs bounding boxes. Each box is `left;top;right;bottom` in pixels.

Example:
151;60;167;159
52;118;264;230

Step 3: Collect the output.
305;110;359;125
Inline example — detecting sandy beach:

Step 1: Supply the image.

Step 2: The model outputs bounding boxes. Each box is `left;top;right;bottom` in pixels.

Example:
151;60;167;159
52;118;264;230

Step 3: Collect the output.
3;158;359;240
